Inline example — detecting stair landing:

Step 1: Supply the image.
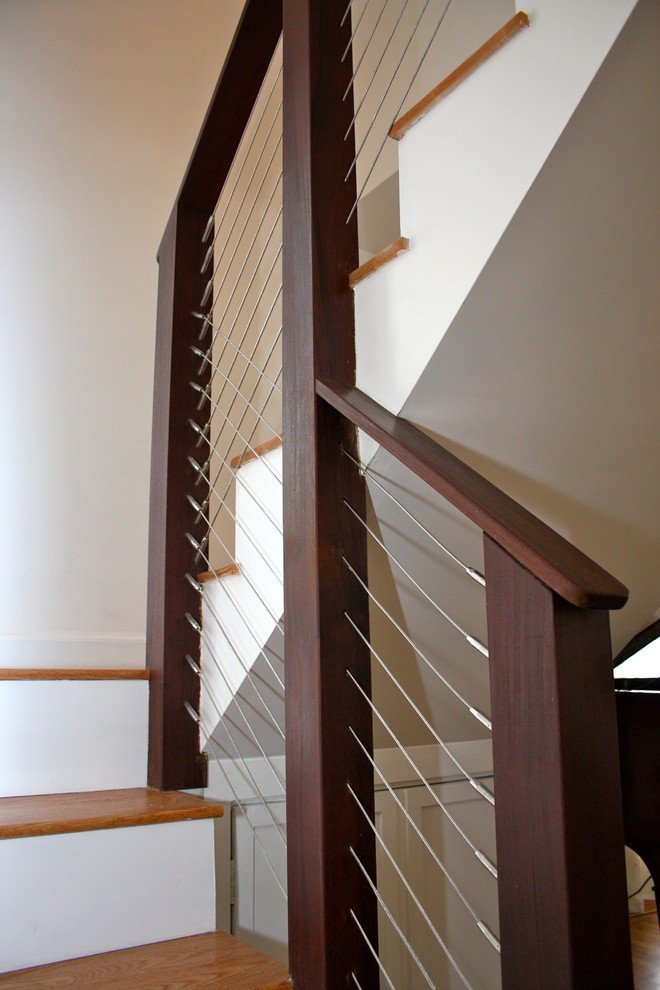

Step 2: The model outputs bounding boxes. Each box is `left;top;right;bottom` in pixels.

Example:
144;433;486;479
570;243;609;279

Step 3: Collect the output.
0;932;290;989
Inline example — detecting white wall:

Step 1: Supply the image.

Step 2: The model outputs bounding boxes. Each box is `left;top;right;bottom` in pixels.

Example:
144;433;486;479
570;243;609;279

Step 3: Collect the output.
0;0;244;667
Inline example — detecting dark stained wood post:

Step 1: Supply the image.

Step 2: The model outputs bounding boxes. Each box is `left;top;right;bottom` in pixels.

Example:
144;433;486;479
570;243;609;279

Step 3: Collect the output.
484;536;634;990
145;0;283;791
147;202;210;791
283;0;379;986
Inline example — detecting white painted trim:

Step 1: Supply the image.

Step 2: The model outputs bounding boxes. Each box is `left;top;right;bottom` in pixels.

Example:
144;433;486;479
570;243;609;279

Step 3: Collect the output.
0;633;146;669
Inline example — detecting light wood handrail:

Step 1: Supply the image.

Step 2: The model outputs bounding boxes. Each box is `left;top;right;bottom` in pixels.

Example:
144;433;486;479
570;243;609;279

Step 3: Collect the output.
316;379;628;610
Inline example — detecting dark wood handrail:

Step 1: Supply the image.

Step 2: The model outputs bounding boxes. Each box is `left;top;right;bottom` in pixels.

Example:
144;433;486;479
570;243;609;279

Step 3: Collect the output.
317;379;629;610
175;0;282;214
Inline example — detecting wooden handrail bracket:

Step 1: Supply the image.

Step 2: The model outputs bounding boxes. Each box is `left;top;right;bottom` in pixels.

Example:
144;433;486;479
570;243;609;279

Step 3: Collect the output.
390;12;530;141
349;237;410;287
317;380;628;610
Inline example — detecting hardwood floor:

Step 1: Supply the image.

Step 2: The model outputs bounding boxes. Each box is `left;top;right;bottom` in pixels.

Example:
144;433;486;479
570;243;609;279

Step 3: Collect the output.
632;912;660;990
0;932;289;990
0;917;655;988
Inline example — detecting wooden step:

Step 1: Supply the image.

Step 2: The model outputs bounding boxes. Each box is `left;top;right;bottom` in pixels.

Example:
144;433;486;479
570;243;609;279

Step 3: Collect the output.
349;236;410;287
0;788;223;839
0;931;290;989
198;562;240;584
231;436;283;470
0;668;149;680
389;12;530;140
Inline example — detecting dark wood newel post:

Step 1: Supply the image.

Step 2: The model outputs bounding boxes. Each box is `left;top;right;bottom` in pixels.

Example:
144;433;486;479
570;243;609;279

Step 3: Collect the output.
283;0;379;986
146;202;210;791
484;536;634;990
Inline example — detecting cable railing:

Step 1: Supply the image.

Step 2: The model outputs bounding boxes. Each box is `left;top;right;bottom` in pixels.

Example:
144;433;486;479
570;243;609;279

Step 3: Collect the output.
183;40;287;922
147;1;635;988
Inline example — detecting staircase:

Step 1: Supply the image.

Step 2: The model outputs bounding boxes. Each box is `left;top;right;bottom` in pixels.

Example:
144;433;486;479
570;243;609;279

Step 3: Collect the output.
1;0;656;986
0;669;223;975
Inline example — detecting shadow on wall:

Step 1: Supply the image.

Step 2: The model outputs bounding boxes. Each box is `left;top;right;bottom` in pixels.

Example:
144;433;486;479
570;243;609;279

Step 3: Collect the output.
401;0;660;654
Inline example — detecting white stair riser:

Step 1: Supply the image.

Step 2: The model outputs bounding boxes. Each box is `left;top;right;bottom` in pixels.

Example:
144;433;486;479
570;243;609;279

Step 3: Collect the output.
0;818;217;973
0;680;148;796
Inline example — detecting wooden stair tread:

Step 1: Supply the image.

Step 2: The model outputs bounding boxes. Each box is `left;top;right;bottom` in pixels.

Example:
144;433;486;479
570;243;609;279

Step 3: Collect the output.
0;788;223;839
0;931;289;989
197;562;240;584
390;12;530;140
230;435;282;470
0;668;149;680
349;236;410;287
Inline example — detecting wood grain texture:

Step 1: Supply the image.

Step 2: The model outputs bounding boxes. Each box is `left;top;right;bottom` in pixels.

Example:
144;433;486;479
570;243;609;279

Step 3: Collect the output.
0;788;223;839
178;0;282;212
485;537;633;990
631;912;660;990
348;237;410;287
617;690;660;913
197;563;240;584
0;669;149;680
0;932;289;989
147;203;210;791
317;381;629;610
230;435;283;469
283;1;379;985
390;12;530;140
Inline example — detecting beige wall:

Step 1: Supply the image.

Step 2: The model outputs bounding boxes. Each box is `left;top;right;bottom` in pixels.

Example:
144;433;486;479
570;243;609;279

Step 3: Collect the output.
0;0;244;666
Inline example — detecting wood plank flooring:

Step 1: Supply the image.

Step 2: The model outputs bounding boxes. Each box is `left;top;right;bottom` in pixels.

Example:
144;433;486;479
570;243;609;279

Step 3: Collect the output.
0;932;289;989
0;914;654;987
632;912;660;990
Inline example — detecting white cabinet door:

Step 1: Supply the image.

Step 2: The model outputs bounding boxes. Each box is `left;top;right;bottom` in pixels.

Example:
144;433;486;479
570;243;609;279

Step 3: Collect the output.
231;799;288;964
375;780;500;990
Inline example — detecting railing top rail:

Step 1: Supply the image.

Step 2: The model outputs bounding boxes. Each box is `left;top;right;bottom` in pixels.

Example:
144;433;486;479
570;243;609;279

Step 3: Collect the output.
171;0;283;216
317;379;629;611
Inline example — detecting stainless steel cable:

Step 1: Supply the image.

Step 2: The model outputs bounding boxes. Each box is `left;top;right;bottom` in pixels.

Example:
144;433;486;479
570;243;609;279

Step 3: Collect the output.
186;608;285;749
342;634;496;871
192;319;282;396
345;629;493;803
341;0;381;68
204;43;282;251
347;0;454;222
350;846;437;989
342;559;491;729
347;780;478;990
343;500;489;657
207;182;282;334
350;907;398;990
349;727;499;952
185;648;285;794
185;524;284;634
202;130;282;309
184;701;288;902
188;413;283;530
204;105;282;299
190;356;281;441
186;570;285;696
342;447;485;586
343;0;410;145
202;256;283;462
